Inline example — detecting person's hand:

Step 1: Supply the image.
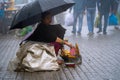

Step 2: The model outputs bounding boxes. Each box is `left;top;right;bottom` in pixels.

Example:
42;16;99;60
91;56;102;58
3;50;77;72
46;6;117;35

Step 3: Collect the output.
64;41;74;48
67;42;73;48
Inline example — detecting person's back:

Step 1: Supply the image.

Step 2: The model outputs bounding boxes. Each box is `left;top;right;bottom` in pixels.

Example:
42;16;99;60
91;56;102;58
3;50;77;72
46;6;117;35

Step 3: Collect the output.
26;23;56;43
26;23;66;42
111;0;119;14
73;0;86;13
98;0;112;14
86;0;97;8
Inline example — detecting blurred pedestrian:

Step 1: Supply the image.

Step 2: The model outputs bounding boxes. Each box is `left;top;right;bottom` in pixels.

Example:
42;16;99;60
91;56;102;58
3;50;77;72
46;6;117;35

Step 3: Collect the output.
111;0;119;14
0;0;5;33
111;0;120;29
72;0;86;35
97;0;112;35
86;0;97;36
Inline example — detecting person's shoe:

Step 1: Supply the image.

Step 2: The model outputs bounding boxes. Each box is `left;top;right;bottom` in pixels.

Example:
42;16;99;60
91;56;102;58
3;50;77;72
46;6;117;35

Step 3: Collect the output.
114;26;119;30
103;31;107;35
87;32;94;36
72;31;76;34
77;32;81;35
97;30;102;33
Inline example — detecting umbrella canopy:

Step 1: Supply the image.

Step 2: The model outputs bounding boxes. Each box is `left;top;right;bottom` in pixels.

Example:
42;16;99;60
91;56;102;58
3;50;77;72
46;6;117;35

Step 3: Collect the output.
10;0;75;30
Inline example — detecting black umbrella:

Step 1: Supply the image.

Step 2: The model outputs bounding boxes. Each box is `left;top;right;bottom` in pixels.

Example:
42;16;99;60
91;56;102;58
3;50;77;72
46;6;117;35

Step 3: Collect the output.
10;0;75;30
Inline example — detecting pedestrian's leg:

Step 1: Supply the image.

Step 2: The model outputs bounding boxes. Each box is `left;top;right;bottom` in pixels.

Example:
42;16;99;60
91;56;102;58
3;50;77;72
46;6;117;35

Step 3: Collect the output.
97;14;102;33
77;12;84;34
91;8;96;33
87;9;92;33
0;18;4;34
114;26;119;29
0;20;1;33
87;9;94;35
72;12;78;34
103;13;109;34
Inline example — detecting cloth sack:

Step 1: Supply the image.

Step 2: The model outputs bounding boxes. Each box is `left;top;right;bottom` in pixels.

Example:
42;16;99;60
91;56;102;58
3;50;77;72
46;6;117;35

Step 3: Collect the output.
8;41;59;72
65;13;74;26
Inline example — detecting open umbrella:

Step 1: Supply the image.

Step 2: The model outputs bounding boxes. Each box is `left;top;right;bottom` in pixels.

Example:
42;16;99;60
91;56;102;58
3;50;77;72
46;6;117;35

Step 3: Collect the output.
10;0;75;30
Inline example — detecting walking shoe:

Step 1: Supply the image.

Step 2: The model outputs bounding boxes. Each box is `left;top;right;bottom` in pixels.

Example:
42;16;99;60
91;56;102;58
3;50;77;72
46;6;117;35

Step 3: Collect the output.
114;26;119;30
72;31;76;34
97;30;102;33
103;31;107;35
87;32;94;36
77;32;81;35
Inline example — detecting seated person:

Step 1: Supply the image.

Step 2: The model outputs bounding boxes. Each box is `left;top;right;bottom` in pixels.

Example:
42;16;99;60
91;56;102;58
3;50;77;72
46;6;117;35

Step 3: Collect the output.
24;11;74;64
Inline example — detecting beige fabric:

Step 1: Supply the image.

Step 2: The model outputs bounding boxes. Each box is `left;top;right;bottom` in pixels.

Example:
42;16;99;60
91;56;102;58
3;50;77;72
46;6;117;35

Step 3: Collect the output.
8;41;59;72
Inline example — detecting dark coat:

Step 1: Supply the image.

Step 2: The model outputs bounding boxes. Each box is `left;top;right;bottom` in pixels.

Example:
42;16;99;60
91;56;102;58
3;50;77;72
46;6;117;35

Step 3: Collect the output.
73;0;86;13
25;23;66;43
111;0;120;13
97;0;112;14
86;0;97;8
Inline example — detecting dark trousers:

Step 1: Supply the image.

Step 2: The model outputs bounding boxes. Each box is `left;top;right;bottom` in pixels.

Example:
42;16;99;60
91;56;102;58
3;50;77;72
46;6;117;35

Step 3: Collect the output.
98;13;109;32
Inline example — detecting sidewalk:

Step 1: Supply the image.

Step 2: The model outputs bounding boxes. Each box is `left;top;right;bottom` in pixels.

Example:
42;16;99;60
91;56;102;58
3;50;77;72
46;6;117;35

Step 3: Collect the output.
0;24;120;80
0;13;120;80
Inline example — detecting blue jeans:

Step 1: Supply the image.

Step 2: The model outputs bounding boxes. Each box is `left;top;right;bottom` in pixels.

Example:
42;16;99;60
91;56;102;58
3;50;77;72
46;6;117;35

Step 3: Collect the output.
98;13;109;32
72;11;84;33
87;8;96;33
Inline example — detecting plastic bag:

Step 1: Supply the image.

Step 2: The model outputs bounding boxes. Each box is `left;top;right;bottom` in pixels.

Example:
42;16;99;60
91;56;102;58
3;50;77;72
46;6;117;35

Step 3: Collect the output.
20;26;32;36
65;13;74;26
109;14;118;25
94;14;100;28
0;10;4;18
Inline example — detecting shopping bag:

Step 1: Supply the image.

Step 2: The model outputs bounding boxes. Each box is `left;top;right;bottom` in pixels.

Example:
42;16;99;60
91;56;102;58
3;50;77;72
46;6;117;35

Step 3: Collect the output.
20;26;32;36
65;13;74;26
0;10;4;18
94;14;100;28
109;14;118;25
116;12;120;24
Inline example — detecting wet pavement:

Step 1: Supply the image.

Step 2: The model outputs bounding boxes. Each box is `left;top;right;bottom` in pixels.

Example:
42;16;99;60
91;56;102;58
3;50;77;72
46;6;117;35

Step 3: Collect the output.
0;14;120;80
